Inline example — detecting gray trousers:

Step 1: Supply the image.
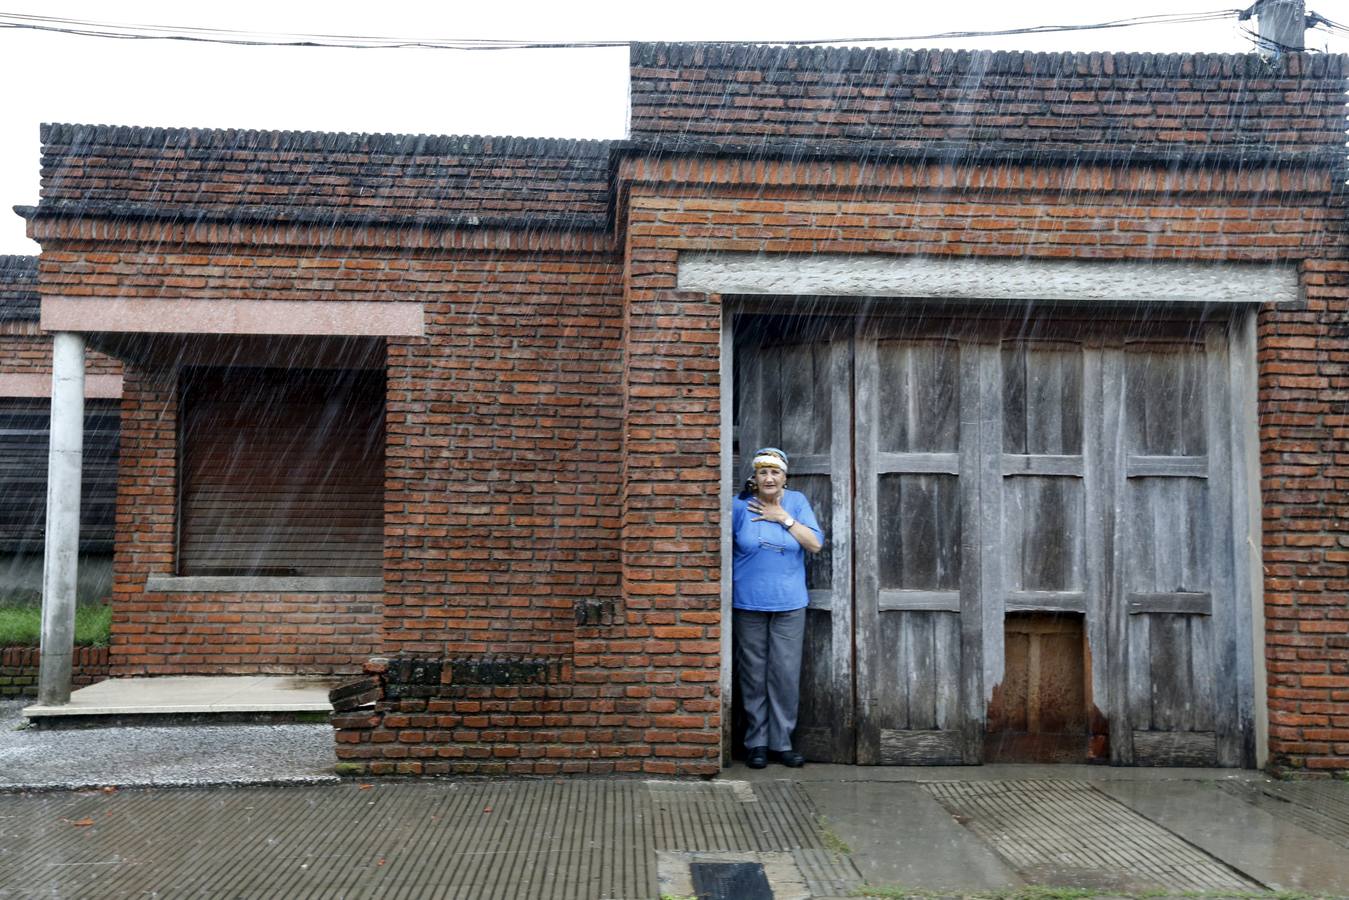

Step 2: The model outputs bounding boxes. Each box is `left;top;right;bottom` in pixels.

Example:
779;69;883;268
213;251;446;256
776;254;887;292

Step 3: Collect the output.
733;607;806;752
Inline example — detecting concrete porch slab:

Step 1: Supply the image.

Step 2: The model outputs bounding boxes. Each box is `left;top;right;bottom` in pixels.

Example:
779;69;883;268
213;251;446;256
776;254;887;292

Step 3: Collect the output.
22;675;338;721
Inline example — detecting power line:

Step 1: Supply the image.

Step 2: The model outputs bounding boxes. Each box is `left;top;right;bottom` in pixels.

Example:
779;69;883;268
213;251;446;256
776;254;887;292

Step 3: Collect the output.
0;9;1253;51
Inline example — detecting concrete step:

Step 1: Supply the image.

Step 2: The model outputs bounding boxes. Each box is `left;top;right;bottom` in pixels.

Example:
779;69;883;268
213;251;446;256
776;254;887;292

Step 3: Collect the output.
22;675;337;727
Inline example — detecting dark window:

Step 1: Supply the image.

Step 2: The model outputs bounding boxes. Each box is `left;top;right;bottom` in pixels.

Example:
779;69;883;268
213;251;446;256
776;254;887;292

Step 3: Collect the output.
0;397;118;553
178;368;384;577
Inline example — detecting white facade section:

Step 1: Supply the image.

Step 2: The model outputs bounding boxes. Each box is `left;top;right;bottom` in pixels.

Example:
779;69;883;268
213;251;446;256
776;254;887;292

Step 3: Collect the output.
678;253;1298;305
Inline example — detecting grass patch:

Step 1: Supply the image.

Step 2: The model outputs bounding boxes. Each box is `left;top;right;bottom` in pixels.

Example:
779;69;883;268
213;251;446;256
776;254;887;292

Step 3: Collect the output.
0;603;111;647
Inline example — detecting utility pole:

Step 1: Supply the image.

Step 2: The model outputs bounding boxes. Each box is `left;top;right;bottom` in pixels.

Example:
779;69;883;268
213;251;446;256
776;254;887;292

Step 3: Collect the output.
1239;0;1308;53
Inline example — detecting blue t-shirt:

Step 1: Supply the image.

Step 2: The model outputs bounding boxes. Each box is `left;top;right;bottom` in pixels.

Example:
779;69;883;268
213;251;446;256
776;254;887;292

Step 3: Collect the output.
731;489;824;612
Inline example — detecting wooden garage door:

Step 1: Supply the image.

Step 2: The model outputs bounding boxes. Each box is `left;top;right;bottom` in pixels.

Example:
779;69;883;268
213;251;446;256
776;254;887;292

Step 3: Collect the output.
736;314;1251;767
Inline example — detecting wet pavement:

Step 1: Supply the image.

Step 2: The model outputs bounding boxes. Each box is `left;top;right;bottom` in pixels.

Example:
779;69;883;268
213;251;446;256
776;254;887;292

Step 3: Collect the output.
2;706;1348;898
0;700;337;790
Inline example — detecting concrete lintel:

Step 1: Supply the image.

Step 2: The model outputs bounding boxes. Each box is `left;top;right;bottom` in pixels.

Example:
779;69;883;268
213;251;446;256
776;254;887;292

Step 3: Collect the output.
0;373;123;399
42;297;425;337
145;575;382;594
678;252;1300;305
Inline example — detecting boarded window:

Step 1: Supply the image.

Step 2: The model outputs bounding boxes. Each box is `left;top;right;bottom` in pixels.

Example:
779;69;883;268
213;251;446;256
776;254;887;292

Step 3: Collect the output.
178;368;384;577
0;397;118;553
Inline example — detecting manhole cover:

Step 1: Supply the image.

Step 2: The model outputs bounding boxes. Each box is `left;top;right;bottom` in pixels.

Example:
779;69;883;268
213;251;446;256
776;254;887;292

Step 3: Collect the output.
690;861;774;900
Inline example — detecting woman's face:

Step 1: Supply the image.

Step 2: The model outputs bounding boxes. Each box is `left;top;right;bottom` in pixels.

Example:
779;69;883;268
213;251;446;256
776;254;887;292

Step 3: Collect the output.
754;465;786;500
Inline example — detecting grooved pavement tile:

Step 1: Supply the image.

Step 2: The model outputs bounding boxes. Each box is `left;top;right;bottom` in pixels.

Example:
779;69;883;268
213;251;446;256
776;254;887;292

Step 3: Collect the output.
2;778;847;899
1219;779;1349;848
0;782;656;899
927;779;1259;893
1103;778;1349;896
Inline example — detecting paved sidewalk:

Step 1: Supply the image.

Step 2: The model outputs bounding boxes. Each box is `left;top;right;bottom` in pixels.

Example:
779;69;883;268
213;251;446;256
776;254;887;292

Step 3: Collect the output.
3;705;1348;898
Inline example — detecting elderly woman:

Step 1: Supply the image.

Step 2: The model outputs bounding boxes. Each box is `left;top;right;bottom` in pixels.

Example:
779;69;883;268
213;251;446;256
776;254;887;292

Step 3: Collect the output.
732;447;824;769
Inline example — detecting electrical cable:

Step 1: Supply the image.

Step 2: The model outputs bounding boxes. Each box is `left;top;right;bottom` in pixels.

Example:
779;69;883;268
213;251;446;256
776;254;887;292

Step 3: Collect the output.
0;8;1257;51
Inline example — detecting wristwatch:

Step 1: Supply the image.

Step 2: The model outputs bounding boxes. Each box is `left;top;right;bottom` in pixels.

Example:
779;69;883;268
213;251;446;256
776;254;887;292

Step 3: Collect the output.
782;516;796;529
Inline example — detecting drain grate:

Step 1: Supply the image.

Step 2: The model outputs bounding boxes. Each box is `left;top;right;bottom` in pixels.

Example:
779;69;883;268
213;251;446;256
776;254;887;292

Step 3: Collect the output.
689;861;774;900
928;779;1261;893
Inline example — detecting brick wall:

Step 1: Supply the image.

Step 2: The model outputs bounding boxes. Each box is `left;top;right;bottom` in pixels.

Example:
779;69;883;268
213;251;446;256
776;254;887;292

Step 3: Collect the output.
1260;188;1349;773
0;646;109;698
384;255;624;661
0;330;123;377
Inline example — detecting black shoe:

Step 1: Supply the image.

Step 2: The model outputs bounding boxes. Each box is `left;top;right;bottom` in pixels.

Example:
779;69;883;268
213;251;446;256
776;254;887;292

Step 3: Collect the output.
770;749;806;768
746;747;768;769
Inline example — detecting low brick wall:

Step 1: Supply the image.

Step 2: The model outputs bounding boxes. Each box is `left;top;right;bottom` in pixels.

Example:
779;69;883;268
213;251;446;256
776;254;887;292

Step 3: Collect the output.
0;646;111;698
331;656;678;777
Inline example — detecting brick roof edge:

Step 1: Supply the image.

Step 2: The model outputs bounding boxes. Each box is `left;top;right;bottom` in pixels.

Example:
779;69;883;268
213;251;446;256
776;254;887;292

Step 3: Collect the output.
0;255;38;278
0;254;39;322
39;123;616;158
616;138;1347;172
15;202;611;234
629;42;1349;79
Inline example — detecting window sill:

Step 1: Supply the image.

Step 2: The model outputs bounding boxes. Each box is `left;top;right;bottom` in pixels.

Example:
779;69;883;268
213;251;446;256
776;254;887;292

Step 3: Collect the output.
144;575;382;594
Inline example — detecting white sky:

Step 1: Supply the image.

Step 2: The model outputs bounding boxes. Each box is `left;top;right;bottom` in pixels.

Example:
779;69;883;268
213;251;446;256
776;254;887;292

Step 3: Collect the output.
1;1;1346;254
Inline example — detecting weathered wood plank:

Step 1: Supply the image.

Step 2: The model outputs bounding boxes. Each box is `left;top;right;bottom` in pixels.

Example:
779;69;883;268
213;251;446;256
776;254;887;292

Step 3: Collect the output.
877;340;960;453
879;590;961;612
978;341;1006;759
1227;310;1263;768
1024;344;1083;454
778;453;832;474
958;340;985;763
1125;455;1209;477
1002;344;1028;454
794;474;834;591
907;611;938;730
795;608;836;760
854;333;882;764
1131;730;1218;767
935;611;962;731
737;336;765;478
878;474;961;591
1149;613;1192;731
874;451;960;475
827;335;855;762
1205;324;1240;766
1082;343;1111;736
877;728;965;765
1191;614;1217;733
1127;614;1152;733
1127;592;1213;616
1006;591;1087;613
1005;476;1083;592
1001;454;1084;476
1105;342;1133;763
